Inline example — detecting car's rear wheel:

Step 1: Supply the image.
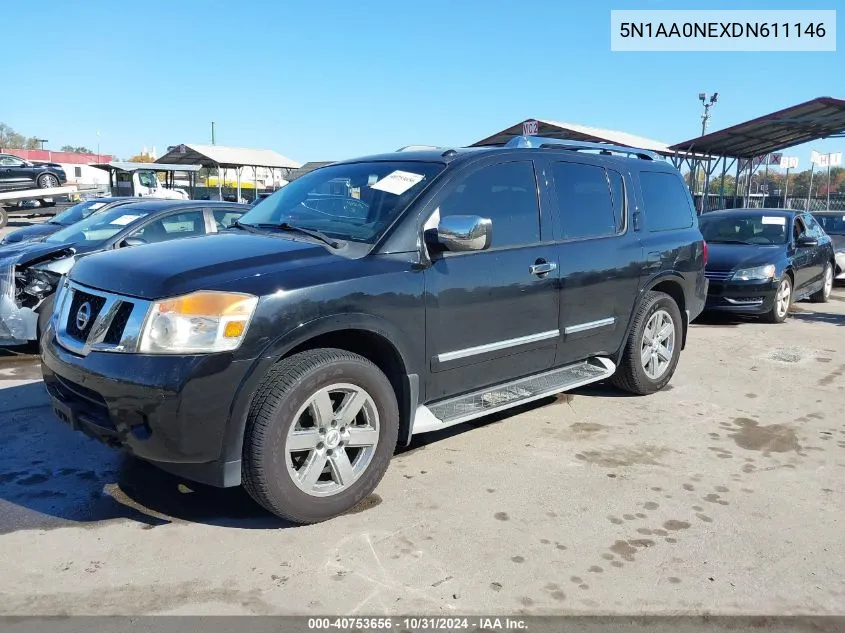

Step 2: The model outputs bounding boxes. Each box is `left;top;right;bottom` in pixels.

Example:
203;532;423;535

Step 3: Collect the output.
810;263;833;303
37;174;59;189
765;275;792;323
612;291;682;395
242;348;398;524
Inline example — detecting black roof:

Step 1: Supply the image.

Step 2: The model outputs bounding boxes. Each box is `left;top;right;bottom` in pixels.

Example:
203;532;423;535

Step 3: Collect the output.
115;199;250;212
670;97;845;158
702;208;798;218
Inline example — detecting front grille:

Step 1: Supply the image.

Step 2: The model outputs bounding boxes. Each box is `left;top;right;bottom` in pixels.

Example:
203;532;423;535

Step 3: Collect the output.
66;291;107;341
103;302;134;344
705;270;734;281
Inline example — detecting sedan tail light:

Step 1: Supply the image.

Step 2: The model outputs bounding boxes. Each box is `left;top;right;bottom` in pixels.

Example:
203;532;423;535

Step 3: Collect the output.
702;240;709;266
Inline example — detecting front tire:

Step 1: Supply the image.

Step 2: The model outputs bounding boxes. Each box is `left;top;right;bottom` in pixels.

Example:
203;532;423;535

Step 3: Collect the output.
242;348;398;524
810;263;833;303
765;275;792;323
37;174;59;189
612;291;683;395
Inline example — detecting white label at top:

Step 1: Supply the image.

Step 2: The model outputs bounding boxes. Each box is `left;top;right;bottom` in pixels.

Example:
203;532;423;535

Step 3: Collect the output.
110;214;142;226
762;216;786;225
370;170;425;196
88;202;107;210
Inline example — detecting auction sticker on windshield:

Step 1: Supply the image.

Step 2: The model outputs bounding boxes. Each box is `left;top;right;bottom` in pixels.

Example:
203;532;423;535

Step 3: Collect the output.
762;216;786;225
370;170;424;195
110;214;143;226
89;202;107;210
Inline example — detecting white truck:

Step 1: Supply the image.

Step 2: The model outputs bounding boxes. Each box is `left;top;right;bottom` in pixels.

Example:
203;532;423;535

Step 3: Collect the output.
91;161;201;200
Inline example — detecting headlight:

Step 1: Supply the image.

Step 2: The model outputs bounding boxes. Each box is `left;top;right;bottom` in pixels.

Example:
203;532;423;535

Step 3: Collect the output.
138;291;258;354
733;264;776;281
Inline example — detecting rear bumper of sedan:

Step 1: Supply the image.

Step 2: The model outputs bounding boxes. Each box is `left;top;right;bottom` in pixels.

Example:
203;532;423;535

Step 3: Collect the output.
704;277;779;315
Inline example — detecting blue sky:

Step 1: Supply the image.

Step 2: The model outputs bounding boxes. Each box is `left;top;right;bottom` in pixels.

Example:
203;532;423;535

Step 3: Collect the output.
3;0;843;168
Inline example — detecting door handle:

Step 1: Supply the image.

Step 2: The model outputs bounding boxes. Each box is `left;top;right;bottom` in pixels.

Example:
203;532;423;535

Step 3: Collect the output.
529;261;557;276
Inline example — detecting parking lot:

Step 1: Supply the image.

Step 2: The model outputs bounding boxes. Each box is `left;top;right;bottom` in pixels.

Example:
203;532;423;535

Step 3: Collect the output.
0;216;843;617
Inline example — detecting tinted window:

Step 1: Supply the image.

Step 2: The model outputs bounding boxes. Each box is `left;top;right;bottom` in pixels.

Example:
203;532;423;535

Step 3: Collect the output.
0;155;24;167
813;214;845;235
802;214;824;238
130;211;207;244
214;207;245;229
46;206;152;245
640;171;694;232
438;161;540;247
552;162;619;239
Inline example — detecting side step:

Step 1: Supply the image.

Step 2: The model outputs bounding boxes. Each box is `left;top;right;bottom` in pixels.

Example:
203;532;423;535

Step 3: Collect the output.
412;357;616;434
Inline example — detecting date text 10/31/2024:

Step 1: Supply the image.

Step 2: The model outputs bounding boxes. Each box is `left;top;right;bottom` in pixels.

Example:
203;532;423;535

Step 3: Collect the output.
307;617;528;631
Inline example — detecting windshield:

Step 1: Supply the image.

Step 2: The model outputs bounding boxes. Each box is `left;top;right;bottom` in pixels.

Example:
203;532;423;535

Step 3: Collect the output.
812;214;845;235
699;214;788;245
239;161;445;243
46;206;151;246
52;200;115;226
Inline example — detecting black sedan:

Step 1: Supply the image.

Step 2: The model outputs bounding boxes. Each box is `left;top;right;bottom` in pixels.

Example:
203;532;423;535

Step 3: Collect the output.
811;211;845;282
0;197;136;245
0;153;67;191
0;200;248;348
699;209;835;323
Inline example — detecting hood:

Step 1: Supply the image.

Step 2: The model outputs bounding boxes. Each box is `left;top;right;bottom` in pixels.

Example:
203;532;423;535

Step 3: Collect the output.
70;232;339;299
0;240;76;268
0;223;62;244
705;242;786;271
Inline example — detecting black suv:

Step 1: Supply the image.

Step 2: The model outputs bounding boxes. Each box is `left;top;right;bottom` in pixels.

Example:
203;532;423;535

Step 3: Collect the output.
41;137;707;523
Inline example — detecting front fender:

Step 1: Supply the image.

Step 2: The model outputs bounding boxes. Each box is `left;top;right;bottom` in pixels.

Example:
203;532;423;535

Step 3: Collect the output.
219;312;421;465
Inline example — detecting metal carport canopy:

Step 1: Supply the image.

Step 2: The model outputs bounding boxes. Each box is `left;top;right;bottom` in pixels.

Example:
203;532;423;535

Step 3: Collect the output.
472;119;673;155
156;144;301;170
670;97;845;158
91;162;203;172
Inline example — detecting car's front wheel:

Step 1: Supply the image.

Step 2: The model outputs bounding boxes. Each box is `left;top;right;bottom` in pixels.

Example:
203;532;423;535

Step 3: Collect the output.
37;174;59;189
765;275;792;323
242;348;398;524
612;290;683;395
810;263;833;303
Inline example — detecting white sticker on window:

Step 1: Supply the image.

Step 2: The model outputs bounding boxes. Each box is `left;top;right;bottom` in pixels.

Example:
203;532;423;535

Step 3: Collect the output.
110;214;142;226
370;170;424;196
761;216;786;225
88;202;107;210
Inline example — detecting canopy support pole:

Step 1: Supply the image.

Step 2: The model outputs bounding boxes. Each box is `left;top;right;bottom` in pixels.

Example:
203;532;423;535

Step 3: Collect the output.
217;162;222;201
236;167;242;203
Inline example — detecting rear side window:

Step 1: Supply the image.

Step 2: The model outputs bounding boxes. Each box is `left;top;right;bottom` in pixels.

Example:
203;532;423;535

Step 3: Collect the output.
640;171;694;232
552;162;621;240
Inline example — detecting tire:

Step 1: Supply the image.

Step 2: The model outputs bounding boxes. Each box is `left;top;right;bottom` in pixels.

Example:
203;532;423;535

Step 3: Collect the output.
612;291;683;395
764;275;792;323
37;174;59;189
810;263;833;304
242;348;399;524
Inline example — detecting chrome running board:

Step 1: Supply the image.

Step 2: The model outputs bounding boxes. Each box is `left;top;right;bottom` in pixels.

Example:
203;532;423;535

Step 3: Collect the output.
412;357;615;434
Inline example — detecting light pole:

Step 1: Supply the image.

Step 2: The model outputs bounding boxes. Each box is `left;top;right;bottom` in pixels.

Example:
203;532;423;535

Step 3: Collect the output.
36;138;48;151
692;92;718;208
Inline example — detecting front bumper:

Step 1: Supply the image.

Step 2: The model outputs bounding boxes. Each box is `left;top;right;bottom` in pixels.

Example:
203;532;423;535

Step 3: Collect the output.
704;277;778;315
41;332;255;487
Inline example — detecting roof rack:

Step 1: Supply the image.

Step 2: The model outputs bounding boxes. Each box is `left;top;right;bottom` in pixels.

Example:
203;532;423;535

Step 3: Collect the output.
503;135;658;161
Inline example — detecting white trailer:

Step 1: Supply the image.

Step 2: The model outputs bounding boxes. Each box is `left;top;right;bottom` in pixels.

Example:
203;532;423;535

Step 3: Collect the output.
0;185;83;228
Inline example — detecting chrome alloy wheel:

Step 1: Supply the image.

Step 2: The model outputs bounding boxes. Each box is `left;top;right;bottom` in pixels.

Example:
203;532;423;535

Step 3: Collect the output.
285;383;380;497
640;309;675;380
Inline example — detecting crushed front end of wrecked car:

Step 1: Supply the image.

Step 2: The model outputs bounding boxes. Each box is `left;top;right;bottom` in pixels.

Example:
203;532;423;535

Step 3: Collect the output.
0;256;64;346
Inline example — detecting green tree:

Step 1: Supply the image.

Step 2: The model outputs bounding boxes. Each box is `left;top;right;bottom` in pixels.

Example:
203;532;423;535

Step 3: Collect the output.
60;145;94;154
128;153;155;163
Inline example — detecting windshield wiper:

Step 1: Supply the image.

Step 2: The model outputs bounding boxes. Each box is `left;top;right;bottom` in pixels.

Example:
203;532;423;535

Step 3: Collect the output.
709;239;751;245
233;220;341;248
277;222;341;249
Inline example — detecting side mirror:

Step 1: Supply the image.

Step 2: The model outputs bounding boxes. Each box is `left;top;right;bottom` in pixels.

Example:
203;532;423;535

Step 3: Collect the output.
796;236;819;248
119;237;147;248
428;215;492;252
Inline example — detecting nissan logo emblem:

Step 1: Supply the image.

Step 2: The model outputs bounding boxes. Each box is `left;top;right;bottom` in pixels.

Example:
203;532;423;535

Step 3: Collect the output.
75;302;92;331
